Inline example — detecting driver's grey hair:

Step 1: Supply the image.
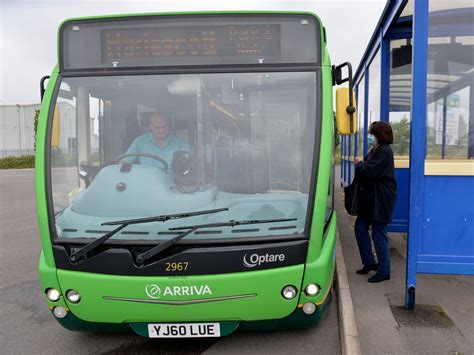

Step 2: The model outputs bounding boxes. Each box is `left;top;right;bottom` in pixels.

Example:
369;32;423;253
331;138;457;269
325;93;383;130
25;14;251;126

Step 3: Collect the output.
150;112;171;126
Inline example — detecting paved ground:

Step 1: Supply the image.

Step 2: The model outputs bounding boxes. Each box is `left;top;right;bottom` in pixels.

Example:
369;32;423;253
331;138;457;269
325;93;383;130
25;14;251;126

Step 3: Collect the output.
0;169;340;354
335;184;474;355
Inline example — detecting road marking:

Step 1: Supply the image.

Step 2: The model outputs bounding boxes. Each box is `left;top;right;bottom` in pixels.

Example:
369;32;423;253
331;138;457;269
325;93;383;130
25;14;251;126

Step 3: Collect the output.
0;168;35;171
1;174;32;177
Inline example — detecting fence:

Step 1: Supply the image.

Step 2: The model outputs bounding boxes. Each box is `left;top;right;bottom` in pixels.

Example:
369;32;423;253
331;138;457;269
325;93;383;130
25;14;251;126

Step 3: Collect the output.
0;103;40;158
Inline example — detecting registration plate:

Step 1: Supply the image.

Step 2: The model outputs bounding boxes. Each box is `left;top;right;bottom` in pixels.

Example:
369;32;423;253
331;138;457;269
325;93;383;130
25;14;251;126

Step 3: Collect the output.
148;323;221;338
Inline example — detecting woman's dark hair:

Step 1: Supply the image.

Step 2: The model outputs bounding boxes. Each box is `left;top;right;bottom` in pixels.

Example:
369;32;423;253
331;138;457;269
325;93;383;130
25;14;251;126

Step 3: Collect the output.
369;121;393;144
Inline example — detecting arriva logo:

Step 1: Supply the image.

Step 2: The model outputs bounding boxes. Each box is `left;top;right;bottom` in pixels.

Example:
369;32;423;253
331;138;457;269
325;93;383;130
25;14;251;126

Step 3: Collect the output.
145;284;161;299
243;252;285;268
145;284;212;299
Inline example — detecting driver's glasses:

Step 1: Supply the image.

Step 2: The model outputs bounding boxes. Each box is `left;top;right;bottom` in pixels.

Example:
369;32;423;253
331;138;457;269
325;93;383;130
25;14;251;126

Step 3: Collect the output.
150;124;169;131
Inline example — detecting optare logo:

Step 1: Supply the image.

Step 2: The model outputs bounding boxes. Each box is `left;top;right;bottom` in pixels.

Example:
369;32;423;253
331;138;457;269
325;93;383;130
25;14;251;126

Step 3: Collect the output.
145;284;161;299
243;252;286;268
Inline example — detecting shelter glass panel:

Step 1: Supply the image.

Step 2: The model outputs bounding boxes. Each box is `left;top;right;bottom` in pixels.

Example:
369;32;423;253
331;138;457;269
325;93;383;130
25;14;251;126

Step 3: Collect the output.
426;1;474;160
368;50;381;126
390;39;412;158
356;76;365;157
400;0;413;18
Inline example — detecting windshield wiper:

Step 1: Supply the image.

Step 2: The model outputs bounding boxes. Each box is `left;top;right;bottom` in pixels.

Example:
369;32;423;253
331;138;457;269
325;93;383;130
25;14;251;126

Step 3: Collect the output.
135;217;297;264
69;208;228;262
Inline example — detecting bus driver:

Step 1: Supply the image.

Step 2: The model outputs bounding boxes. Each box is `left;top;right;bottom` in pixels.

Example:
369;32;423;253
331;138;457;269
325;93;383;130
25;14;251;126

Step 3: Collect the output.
126;112;189;172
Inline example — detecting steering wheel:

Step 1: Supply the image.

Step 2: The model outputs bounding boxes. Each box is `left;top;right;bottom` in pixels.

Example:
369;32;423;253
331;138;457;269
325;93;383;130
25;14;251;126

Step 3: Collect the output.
114;152;168;172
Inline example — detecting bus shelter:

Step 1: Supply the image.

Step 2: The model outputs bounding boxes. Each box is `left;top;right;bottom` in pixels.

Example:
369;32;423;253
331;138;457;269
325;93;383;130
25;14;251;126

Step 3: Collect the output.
340;0;474;308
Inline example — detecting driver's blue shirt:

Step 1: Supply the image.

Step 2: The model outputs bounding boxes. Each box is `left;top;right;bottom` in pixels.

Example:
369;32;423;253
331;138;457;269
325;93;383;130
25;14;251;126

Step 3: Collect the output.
126;133;189;172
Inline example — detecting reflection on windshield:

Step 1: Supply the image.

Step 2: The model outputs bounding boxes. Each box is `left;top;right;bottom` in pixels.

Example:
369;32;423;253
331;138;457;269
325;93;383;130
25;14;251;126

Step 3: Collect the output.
50;72;317;241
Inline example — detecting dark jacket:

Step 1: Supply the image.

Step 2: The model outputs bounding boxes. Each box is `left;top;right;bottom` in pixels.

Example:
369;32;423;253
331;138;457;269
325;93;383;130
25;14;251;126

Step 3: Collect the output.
352;143;397;224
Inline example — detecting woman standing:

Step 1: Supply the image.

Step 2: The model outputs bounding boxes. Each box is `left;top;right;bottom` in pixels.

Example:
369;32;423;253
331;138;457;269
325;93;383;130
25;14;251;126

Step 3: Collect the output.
353;121;397;283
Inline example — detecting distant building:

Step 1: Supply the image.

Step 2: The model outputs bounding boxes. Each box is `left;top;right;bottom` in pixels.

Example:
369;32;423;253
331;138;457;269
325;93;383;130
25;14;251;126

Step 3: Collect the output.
0;103;41;157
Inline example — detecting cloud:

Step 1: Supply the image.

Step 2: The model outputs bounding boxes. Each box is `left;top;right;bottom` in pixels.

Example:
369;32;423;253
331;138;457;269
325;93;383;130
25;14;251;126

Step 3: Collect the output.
0;0;385;103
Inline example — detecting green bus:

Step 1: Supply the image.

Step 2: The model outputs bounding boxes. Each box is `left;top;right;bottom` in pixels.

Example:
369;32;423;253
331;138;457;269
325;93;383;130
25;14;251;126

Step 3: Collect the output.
37;12;356;337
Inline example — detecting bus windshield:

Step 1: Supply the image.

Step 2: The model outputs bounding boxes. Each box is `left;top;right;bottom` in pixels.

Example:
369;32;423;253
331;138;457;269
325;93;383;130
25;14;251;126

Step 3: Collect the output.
50;72;318;242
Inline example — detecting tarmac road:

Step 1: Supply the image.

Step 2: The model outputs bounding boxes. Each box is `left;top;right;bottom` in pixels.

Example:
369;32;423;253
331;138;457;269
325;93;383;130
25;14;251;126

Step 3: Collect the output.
0;169;340;354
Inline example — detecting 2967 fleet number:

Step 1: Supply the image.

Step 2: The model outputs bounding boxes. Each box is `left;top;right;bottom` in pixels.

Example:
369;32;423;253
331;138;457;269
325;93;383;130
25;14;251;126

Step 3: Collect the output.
165;262;189;272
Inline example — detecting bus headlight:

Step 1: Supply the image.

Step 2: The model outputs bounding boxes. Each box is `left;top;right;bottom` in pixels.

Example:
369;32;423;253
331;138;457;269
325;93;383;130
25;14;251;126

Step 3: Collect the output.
281;285;298;300
46;288;61;302
305;283;320;297
302;302;316;315
53;306;68;318
66;289;81;303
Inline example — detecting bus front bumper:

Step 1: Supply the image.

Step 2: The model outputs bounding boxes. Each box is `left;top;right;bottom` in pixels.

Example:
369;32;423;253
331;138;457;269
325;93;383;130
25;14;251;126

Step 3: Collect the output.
52;291;332;336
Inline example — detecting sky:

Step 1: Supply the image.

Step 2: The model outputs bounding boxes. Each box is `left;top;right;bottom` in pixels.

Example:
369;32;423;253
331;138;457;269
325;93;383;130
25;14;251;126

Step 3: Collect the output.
0;0;386;104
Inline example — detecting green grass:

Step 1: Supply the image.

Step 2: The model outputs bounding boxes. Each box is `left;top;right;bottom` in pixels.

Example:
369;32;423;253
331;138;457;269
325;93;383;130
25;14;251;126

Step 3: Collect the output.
0;155;35;169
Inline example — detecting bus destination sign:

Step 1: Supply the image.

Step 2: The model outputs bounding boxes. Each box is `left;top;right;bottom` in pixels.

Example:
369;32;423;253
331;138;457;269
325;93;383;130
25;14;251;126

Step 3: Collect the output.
61;15;319;70
101;25;281;63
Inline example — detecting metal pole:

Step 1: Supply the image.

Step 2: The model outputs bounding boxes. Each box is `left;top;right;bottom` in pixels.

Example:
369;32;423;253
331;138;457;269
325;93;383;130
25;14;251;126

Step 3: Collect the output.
468;78;474;159
341;135;345;186
16;104;22;156
363;67;370;157
406;0;429;310
441;96;447;159
348;135;352;183
380;33;391;123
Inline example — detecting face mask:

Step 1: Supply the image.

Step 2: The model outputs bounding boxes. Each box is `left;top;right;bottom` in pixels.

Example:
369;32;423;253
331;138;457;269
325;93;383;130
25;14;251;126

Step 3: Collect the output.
367;134;377;147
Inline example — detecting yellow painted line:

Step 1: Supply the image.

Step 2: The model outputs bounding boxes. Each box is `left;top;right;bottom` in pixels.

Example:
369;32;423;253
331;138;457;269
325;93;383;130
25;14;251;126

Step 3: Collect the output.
316;285;333;306
424;160;474;176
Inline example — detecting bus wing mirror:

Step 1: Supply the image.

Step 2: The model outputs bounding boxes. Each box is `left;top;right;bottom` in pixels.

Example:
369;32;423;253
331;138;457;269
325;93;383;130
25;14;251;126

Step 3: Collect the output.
333;62;357;135
40;75;50;102
335;88;357;135
51;106;60;147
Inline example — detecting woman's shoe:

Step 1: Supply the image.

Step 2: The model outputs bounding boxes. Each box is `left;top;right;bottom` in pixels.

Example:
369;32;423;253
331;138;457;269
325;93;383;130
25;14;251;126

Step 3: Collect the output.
356;264;378;275
368;273;390;283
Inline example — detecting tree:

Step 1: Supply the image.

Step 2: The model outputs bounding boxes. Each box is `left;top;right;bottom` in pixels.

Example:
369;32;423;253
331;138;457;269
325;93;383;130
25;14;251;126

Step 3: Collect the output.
333;111;340;148
390;116;410;156
34;109;40;150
